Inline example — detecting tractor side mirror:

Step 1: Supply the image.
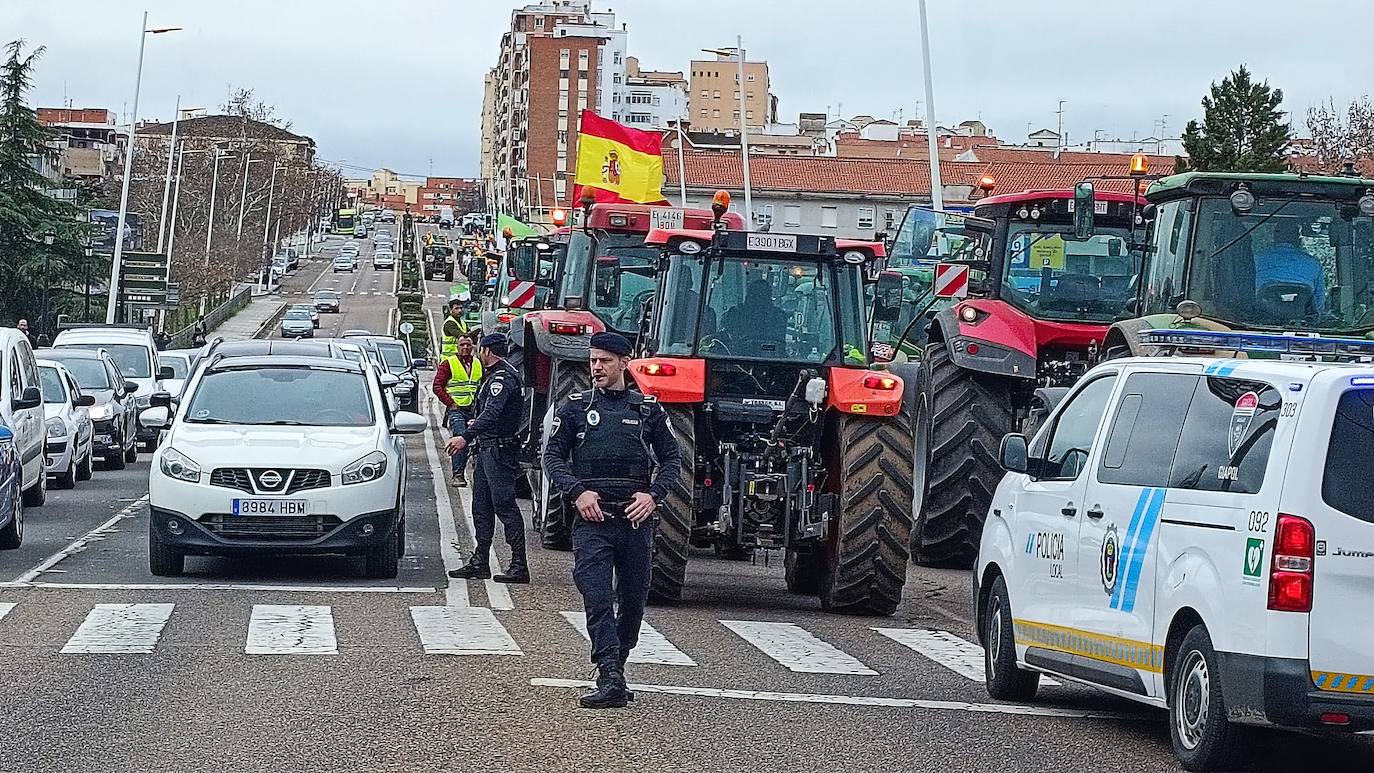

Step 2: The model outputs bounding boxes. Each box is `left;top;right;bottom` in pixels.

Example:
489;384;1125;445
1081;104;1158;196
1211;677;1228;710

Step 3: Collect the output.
999;433;1030;475
1072;181;1095;241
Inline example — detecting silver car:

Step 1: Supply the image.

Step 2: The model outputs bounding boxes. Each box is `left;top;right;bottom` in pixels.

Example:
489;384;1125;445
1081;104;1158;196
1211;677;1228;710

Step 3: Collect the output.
280;309;315;338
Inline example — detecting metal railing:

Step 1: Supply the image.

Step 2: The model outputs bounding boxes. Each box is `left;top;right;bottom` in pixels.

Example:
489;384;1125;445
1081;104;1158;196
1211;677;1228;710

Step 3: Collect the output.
166;284;252;349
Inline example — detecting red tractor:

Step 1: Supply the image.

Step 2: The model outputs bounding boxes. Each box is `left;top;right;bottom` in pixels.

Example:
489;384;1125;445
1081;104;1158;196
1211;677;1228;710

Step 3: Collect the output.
911;186;1146;567
630;211;915;615
507;200;745;550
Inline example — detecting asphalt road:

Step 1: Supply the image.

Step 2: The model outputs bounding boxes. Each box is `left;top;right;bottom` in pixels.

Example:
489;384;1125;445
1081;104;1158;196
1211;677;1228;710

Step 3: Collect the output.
0;226;1371;772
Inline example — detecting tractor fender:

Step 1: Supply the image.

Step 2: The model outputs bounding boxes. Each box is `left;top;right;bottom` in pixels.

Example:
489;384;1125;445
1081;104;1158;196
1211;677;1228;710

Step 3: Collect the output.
825;368;905;417
928;303;1037;381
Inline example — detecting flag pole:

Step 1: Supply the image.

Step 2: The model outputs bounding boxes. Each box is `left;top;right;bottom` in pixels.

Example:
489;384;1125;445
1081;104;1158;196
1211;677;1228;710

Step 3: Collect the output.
675;121;688;207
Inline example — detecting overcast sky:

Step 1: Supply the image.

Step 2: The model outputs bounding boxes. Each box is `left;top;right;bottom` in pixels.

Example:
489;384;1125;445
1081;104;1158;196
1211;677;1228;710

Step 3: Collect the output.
6;0;1373;180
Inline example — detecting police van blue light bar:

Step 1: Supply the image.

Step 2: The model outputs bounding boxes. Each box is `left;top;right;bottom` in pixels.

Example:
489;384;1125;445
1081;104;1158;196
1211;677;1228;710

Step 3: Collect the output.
1139;328;1374;359
1351;377;1374;386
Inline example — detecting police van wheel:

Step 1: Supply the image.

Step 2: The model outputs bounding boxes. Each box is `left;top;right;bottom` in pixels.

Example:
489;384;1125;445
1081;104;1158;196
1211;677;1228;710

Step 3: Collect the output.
912;342;1011;569
649;407;695;605
820;409;914;616
1170;625;1247;772
984;574;1039;701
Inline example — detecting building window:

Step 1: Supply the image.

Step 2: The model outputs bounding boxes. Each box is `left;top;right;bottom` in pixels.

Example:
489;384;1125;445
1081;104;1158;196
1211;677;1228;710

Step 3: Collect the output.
578;96;587;110
884;210;897;229
747;72;755;82
784;205;801;227
755;204;774;228
733;110;740;119
614;50;622;64
746;110;754;120
536;16;545;29
613;73;621;85
857;206;875;230
700;109;708;118
578;50;589;66
713;90;721;98
701;90;709;98
712;109;721;118
560;50;570;68
747;92;754;101
821;206;839;229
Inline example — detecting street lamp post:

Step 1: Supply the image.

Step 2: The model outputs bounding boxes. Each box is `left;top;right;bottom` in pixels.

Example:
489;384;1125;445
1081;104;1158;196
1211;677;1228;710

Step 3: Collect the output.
155;94;182;255
917;0;944;211
201;146;231;313
105;12;180;324
703;42;753;225
259;164;282;293
235;152;262;242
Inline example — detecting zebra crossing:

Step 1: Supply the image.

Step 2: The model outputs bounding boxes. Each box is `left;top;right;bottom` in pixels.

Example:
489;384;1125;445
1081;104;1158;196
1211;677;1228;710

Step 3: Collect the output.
0;599;1005;684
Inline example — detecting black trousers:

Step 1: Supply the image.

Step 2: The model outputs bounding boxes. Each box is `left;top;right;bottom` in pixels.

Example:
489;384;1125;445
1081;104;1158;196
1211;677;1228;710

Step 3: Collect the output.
572;510;654;667
471;444;526;565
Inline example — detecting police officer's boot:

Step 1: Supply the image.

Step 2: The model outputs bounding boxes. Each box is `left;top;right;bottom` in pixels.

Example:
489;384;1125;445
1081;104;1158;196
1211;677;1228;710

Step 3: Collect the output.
493;550;530;584
579;662;629;709
448;550;491;579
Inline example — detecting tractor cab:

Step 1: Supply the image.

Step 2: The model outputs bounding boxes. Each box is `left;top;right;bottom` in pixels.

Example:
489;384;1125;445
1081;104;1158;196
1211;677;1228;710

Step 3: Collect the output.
1099;171;1374;356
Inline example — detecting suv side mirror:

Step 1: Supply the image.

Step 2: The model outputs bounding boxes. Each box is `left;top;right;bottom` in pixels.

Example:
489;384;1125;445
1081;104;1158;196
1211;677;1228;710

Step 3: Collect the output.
14;386;41;410
1072;181;1095;241
75;394;96;407
157;366;175;380
149;391;173;409
999;433;1030;474
138;406;172;430
124;381;140;394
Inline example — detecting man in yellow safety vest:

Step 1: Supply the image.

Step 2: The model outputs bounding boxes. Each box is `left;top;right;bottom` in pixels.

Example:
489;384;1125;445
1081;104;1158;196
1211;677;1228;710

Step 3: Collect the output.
440;298;471;358
432;334;482;485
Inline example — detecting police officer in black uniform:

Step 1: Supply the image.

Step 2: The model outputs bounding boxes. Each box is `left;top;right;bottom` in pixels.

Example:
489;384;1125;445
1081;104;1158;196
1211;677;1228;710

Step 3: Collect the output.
543;331;681;709
446;332;530;584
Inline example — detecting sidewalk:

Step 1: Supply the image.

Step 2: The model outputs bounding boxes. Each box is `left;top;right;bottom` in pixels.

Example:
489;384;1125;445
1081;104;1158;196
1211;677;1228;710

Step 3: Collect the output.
212;293;284;341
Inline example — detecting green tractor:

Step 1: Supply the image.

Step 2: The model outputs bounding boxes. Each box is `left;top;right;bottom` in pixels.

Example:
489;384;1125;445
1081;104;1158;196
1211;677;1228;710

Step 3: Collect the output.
1097;171;1374;358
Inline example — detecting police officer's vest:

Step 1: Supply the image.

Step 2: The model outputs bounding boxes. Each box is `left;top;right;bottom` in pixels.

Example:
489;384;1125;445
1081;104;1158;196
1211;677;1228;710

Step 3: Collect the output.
570;389;656;494
440;315;469;358
445;356;482;407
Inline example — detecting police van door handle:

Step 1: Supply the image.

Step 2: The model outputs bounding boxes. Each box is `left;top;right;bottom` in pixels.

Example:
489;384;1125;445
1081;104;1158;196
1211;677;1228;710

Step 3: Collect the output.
1086;506;1105;520
1061;505;1077;517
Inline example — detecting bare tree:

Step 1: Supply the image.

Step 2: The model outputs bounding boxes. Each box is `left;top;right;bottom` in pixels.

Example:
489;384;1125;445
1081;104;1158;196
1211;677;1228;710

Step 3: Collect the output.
1307;96;1374;170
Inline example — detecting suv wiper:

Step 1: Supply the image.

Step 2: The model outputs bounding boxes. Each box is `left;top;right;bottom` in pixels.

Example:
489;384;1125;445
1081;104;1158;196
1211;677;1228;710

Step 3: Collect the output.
184;416;235;424
259;420;311;426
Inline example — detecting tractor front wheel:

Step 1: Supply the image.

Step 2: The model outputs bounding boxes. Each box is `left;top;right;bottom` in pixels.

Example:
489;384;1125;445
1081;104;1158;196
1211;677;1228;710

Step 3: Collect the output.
821;406;915;616
649;406;695;605
538;359;591;551
911;341;1013;569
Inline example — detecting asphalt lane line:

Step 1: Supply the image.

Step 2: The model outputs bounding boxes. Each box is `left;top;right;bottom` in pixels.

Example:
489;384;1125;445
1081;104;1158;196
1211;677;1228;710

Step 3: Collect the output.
559;610;697;666
721;620;877;675
873;627;1059;686
421;398;471;608
529;678;1151;721
61;603;174;654
410;606;522;655
245;604;337;655
0;582;436;593
0;602;14;622
9;495;149;584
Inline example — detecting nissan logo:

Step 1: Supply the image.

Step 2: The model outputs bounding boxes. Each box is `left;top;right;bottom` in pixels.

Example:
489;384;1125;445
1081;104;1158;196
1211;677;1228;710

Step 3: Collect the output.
257;470;284;489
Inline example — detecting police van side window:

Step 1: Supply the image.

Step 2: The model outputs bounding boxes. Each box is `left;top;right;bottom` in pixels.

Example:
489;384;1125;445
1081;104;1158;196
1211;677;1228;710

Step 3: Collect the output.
1097;372;1193;486
1033;374;1117;480
1322;389;1374;523
1169;376;1278;493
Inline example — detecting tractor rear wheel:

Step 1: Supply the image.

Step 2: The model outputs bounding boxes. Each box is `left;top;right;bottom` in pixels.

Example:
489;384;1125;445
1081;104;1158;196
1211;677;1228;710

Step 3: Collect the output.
912;342;1014;569
538;359;591;551
649;406;695;605
821;405;915;616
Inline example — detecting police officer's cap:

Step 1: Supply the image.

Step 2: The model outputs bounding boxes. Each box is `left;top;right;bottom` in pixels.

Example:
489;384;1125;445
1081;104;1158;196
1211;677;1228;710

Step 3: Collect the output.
589;331;632;357
479;332;509;355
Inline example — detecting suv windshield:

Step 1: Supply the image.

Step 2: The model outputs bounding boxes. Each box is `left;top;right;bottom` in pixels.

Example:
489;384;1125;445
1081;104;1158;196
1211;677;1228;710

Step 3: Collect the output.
658;254;867;364
185;367;375;427
375;342;409;370
48;356;111;390
1160;197;1374;333
38;366;67;404
158;356;188;379
1004;225;1138;322
62;343;151;379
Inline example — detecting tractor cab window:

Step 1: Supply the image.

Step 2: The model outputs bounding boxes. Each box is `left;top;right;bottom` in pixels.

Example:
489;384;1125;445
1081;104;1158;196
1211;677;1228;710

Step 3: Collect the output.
660;254;854;363
870;268;934;352
1178;197;1374;333
561;230;658;333
1003;224;1139;323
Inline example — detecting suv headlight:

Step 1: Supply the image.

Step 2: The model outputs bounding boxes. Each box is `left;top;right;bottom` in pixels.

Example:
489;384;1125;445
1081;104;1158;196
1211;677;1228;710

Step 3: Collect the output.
88;402;113;421
159;447;202;483
342;450;388;485
46;417;66;438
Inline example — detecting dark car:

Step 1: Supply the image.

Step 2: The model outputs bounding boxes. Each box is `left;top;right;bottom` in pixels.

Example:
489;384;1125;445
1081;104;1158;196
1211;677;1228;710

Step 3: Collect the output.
352;335;420;412
33;348;139;469
0;419;25;549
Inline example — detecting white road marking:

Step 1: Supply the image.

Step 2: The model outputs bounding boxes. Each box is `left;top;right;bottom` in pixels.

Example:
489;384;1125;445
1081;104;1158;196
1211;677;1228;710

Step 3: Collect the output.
873;627;1058;685
9;495;148;583
559;611;697;666
0;582;436;593
529;678;1150;720
245;604;337;655
721;620;876;675
0;601;15;622
61;603;174;654
410;606;521;655
422;397;471;608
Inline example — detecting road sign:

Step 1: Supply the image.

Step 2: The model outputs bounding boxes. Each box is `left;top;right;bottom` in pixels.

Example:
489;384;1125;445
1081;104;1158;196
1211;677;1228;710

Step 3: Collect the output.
507;280;537;309
399;322;415;335
934;263;970;299
117;251;170;306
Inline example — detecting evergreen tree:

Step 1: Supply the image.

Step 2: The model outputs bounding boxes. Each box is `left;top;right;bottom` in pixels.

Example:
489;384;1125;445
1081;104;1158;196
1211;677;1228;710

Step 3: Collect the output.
1181;65;1291;172
0;40;96;329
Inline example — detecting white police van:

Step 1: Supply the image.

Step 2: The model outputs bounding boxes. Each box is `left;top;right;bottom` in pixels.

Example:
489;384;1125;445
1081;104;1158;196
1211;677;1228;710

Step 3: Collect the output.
975;329;1374;771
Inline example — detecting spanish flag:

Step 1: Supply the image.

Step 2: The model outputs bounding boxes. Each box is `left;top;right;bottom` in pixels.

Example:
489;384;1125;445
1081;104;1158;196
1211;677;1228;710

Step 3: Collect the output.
573;110;668;205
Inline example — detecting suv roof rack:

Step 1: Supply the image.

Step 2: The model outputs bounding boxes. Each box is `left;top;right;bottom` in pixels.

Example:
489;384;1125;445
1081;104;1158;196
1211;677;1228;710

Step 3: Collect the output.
1140;328;1374;361
56;322;151;331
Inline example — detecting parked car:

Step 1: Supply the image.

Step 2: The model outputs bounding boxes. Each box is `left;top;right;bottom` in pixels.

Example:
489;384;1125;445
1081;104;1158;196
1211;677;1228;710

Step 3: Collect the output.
290;303;320;328
54;324;173;451
34;347;138;470
280;309;315;339
0;420;26;549
37;359;95;489
355;335;420;412
276;248;300;270
313;290;341;313
0;329;49;506
333;255;357;273
157;350;197;399
142;352;425;577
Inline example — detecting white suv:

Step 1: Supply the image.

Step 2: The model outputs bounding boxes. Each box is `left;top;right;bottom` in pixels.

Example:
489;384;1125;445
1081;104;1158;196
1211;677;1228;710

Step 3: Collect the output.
977;349;1374;770
141;353;426;579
